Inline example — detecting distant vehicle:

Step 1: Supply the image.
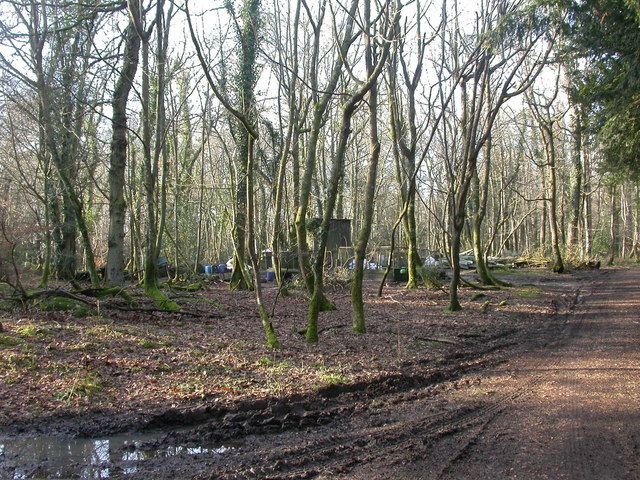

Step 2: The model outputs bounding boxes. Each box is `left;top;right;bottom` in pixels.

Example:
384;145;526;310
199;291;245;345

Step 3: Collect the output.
348;259;378;270
424;253;474;269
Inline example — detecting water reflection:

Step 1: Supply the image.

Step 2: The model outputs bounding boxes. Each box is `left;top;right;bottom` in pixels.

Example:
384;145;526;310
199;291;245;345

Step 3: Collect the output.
0;433;235;479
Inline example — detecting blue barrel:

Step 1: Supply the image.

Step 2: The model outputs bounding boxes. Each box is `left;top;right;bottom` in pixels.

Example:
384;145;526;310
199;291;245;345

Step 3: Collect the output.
204;265;213;275
265;270;276;282
216;263;227;273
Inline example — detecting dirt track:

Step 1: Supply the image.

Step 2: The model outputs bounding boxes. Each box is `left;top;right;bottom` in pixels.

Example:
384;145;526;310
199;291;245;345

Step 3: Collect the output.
432;267;640;480
2;268;639;479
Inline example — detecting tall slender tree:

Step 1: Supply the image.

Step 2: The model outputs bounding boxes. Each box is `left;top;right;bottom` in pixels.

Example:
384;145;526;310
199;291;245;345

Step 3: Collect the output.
107;0;142;286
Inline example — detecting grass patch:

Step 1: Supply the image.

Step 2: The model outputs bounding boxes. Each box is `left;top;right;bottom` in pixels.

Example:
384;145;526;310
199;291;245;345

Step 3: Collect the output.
319;372;348;385
0;334;21;348
47;361;75;374
139;339;160;349
514;286;542;299
16;325;38;337
256;357;292;372
177;381;206;395
86;324;127;340
55;372;102;402
3;351;38;372
312;363;349;386
499;268;548;278
16;325;49;338
70;341;100;353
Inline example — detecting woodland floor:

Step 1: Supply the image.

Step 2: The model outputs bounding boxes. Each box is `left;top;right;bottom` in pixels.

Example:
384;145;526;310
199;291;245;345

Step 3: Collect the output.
0;267;638;479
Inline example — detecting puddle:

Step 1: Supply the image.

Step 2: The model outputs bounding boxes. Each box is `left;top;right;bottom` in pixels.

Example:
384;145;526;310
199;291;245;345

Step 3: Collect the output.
0;432;237;479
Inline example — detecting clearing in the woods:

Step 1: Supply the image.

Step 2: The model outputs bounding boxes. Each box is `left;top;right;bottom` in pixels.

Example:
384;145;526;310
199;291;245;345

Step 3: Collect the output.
0;267;638;479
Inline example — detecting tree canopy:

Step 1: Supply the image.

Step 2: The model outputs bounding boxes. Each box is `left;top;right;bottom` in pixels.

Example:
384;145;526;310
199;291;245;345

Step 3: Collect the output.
561;0;640;177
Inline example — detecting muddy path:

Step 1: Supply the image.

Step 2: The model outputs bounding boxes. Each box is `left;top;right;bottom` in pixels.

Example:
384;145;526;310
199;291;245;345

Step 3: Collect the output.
2;268;638;479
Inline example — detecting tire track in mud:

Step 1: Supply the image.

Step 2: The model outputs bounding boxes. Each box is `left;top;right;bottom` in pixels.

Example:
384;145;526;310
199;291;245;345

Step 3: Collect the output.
552;269;639;480
200;357;513;479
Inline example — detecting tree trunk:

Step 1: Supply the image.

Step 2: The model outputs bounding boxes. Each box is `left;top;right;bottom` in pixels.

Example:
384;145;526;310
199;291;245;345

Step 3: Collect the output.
140;1;178;309
567;107;582;248
540;169;547;249
307;105;356;342
107;1;141;285
229;128;252;290
39;143;52;288
352;5;381;334
608;183;619;265
583;149;592;256
448;224;463;311
543;126;564;273
194;103;207;272
29;4;99;285
307;3;392;341
295;0;357;302
246;135;279;347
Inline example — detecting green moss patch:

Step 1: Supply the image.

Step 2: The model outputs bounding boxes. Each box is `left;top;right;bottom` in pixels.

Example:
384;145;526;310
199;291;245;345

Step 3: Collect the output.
40;297;92;317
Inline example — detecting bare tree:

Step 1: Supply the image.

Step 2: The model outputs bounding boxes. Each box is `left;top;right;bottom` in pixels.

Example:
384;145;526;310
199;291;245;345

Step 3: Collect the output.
527;66;565;273
106;0;142;286
443;0;553;310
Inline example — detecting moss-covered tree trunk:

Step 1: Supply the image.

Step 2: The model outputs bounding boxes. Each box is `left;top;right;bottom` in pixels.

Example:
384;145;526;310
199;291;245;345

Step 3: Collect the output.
39;136;52;288
237;0;279;346
470;132;506;286
57;187;77;280
387;26;424;290
138;0;178;309
307;105;356;342
351;0;382;334
29;3;99;286
271;0;300;291
246;135;279;347
540;171;548;249
229;130;251;290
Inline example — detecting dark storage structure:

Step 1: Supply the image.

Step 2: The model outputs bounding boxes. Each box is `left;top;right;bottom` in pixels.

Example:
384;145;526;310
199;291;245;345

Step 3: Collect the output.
326;218;351;251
